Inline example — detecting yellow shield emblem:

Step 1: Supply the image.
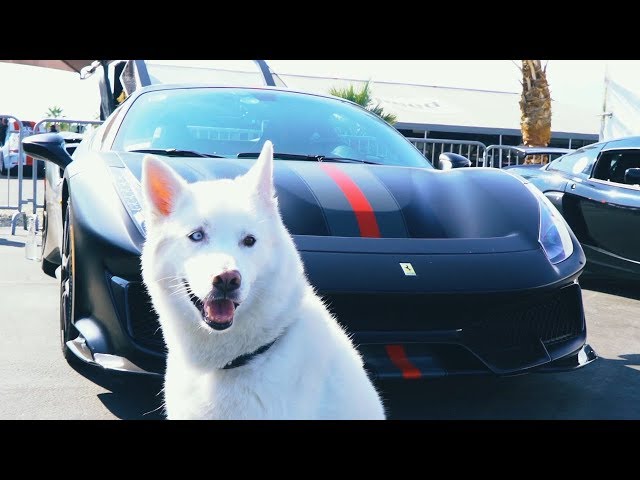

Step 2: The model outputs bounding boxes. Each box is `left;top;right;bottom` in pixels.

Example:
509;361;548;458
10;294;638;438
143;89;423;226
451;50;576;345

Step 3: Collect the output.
400;262;416;276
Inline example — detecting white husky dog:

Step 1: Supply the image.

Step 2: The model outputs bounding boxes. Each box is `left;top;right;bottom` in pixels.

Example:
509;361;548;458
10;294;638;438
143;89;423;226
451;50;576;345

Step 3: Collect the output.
140;141;385;420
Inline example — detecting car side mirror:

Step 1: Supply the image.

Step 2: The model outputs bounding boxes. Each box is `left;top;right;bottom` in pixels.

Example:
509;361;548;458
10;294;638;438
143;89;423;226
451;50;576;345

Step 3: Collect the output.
624;168;640;186
22;133;73;170
438;152;471;170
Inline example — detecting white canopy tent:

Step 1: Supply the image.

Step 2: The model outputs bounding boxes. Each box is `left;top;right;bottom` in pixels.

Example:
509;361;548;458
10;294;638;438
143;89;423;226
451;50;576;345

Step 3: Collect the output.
0;60;601;144
600;61;640;141
0;60;96;74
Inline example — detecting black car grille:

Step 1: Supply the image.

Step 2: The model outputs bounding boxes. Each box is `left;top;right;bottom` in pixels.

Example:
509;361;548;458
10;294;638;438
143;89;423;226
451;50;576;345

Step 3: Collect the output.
126;282;166;352
323;283;583;346
121;280;583;356
463;285;583;348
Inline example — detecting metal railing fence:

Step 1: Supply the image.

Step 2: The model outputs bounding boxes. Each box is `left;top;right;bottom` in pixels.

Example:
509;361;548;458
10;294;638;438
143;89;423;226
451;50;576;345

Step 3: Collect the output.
407;138;487;167
0;117;102;234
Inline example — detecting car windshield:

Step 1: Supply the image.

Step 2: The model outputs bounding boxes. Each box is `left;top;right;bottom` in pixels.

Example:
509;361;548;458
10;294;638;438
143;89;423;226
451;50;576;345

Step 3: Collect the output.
111;87;432;168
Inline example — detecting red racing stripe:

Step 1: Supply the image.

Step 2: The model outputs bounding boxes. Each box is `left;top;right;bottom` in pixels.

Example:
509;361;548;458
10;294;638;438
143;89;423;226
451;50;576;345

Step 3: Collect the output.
319;163;381;238
385;345;422;379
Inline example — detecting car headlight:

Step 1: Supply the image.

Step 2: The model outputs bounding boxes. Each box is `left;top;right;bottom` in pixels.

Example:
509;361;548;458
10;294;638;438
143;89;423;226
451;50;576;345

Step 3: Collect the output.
525;183;573;264
110;166;147;238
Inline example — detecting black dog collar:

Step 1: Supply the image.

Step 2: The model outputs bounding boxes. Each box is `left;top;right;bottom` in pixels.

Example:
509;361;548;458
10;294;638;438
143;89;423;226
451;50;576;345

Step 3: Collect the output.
222;339;278;370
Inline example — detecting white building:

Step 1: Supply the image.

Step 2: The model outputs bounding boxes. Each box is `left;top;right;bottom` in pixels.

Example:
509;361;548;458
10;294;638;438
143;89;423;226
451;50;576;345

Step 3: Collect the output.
278;72;600;149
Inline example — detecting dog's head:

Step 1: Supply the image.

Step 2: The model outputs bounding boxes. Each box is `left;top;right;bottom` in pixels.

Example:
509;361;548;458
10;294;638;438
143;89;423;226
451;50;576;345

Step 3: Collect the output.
141;141;297;341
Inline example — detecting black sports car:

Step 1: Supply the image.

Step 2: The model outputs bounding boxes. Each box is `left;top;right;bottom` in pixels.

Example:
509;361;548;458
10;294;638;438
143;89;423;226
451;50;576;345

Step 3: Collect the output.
504;137;640;282
25;80;596;379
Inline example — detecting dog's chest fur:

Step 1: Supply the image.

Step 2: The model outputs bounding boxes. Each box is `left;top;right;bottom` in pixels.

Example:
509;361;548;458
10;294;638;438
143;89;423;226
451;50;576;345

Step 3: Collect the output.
162;293;385;420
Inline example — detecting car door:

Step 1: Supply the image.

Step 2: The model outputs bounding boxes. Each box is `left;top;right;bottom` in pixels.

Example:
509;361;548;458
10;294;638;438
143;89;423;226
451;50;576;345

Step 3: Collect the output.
567;145;640;270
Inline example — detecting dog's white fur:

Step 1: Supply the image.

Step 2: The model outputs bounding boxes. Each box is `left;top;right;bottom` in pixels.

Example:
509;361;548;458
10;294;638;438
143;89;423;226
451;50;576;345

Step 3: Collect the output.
140;141;385;419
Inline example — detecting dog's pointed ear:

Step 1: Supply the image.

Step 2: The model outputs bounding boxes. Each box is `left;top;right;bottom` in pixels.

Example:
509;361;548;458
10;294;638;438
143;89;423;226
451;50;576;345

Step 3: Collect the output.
246;140;276;207
141;155;187;220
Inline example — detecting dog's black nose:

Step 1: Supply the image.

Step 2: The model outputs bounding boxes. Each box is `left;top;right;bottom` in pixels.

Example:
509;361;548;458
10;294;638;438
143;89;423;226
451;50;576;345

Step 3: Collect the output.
213;270;242;293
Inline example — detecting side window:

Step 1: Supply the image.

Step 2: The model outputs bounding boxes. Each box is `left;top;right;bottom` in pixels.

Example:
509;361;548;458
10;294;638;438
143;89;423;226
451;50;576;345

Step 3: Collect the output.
547;145;601;176
592;150;640;185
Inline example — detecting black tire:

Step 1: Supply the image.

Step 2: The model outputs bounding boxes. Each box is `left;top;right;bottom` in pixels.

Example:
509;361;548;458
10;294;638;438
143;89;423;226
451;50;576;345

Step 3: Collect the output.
60;200;80;365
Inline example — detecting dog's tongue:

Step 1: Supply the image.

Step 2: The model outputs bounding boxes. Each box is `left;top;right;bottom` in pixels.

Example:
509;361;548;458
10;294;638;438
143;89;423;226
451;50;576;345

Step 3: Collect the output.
204;299;235;324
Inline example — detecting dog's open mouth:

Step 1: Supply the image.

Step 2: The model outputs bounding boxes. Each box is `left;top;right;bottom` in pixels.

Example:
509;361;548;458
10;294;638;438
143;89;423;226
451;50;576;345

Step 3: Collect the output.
183;280;239;331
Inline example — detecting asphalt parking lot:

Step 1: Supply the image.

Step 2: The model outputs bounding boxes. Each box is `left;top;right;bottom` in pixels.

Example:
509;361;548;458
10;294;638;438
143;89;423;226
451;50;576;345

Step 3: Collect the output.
1;217;639;420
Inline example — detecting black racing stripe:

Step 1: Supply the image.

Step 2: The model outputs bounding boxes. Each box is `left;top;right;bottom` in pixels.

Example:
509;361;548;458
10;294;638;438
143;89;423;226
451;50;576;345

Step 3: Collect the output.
287;162;361;237
372;166;449;239
275;164;331;236
343;165;409;238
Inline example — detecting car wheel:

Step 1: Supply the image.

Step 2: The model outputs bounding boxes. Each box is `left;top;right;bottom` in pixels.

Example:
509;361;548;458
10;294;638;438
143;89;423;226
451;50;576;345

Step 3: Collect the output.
60;200;80;364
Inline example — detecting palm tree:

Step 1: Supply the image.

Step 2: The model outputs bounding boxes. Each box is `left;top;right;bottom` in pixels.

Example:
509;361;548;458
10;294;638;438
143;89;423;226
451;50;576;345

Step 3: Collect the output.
519;60;552;164
329;81;397;125
46;106;63;118
45;105;65;132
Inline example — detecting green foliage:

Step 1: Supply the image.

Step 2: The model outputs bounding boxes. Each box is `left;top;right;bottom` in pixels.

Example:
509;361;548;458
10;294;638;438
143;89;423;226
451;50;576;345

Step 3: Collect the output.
44;105;68;132
329;81;397;125
46;106;63;118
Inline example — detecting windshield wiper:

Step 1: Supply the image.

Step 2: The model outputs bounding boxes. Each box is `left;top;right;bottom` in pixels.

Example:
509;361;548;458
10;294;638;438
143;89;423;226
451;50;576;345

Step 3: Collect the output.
320;156;379;165
127;148;224;158
237;152;379;164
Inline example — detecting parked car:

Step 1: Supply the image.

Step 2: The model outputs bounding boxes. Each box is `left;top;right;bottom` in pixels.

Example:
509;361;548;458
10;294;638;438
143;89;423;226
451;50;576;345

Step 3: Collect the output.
504;137;640;282
24;65;596;379
0;119;45;177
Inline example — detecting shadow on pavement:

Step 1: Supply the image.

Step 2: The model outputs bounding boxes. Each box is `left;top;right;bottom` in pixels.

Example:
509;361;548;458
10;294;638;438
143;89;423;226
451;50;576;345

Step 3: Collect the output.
377;353;640;420
0;237;25;248
70;361;165;420
67;348;640;420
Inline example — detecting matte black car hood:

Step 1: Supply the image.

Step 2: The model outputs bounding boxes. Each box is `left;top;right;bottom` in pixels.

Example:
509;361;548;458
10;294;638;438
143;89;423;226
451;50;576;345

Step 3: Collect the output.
116;153;540;244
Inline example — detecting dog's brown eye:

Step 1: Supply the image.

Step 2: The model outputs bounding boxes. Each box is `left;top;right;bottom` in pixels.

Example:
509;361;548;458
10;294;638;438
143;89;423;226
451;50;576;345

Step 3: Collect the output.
242;235;256;247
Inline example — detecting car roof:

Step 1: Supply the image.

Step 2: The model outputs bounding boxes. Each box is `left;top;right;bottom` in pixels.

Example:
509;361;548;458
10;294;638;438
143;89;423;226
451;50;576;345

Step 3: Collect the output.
599;136;640;151
127;83;349;105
